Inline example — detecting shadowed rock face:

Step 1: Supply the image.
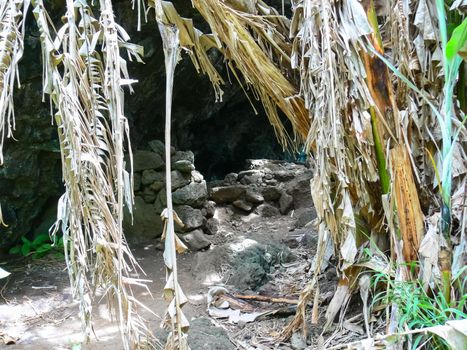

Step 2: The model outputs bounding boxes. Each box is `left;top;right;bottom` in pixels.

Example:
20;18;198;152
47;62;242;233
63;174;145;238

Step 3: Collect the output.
0;1;290;249
0;20;63;251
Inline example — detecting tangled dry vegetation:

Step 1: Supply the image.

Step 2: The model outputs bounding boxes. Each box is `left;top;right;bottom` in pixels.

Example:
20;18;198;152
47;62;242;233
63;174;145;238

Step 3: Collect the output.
1;0;466;349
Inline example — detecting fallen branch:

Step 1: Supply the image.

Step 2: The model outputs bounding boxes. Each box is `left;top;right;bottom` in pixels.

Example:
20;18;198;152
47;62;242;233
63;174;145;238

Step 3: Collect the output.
232;293;299;305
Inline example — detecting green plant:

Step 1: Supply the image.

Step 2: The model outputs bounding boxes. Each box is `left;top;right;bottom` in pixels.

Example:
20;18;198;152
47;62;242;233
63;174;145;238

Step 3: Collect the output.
371;268;467;350
9;233;64;259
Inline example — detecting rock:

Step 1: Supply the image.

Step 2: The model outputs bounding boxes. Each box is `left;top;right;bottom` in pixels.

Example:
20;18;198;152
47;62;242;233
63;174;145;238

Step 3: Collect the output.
142;187;157;203
123;196;163;237
205;218;219;235
188;318;235;350
237;169;260;178
325;267;338;281
223;172;238;185
148;139;165;154
192;247;228;283
295;209;315;228
233;199;253;212
238;170;262;185
31;205;57;238
203;200;216;218
172;181;208;208
134;172;142;191
244;189;264;204
300;230;318;249
256;203;279;217
148;139;175;156
175;205;204;231
0;126;62;250
191;170;204;183
285;175;314;209
172;150;194;164
171;170;191;190
150;180;164;192
273;170;295;181
261;186;282;201
283;235;300;249
132;151;164;172
173;159;195;173
210;185;246;204
228;243;290;291
264;179;278;186
154;191;167;214
181;229;211;251
141;169;164;186
291;332;307;350
279;192;294;214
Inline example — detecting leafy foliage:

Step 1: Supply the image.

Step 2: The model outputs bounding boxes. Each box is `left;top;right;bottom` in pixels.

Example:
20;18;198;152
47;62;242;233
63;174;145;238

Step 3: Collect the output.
8;233;64;259
371;267;467;350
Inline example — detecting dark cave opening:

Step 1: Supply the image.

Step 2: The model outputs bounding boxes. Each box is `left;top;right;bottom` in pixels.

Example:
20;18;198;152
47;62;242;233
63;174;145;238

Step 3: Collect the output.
124;28;294;181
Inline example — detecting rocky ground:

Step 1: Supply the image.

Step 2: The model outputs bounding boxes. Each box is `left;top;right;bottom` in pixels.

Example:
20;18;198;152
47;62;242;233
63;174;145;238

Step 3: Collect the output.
0;150;347;350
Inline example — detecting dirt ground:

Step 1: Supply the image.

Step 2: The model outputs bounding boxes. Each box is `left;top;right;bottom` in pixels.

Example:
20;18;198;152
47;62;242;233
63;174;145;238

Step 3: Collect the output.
0;171;352;350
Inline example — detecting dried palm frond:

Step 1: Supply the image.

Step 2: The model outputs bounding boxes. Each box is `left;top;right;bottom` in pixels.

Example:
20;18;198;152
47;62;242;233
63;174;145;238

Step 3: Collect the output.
32;0;155;348
148;0;224;101
282;0;465;338
282;0;383;336
191;0;309;148
155;6;190;348
0;0;29;164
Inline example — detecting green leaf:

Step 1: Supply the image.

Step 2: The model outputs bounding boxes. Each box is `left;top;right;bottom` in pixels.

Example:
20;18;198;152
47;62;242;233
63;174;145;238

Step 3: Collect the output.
32;233;51;247
21;236;31;245
446;19;467;61
9;246;21;255
36;243;52;253
21;243;31;256
32;252;43;259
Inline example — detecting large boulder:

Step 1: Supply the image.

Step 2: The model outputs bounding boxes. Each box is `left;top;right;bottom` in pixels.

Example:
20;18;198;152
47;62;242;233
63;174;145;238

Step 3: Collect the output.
142;187;157;203
148;139;175;156
279;192;294;214
175;205;204;231
141;169;164;186
123;196;163;237
180;229;211;251
233;199;253;212
255;203;280;217
172;181;208;208
171;150;194;164
154;190;167;214
173;160;195;173
210;185;247;204
171;170;191;190
261;186;282;201
244;189;264;204
132;151;164;172
204;218;219;235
